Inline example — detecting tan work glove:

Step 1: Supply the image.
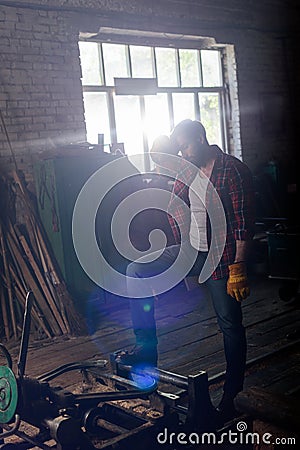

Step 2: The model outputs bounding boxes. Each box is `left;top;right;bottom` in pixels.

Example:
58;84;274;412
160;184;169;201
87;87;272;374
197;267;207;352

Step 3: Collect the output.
227;262;250;302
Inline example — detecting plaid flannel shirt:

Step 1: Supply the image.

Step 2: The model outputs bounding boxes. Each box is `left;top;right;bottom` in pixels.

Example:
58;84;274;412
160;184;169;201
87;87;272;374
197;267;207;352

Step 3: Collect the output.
167;146;255;280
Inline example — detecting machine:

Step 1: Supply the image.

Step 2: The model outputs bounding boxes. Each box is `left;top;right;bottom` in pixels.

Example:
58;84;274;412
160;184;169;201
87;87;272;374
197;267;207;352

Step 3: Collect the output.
0;292;219;449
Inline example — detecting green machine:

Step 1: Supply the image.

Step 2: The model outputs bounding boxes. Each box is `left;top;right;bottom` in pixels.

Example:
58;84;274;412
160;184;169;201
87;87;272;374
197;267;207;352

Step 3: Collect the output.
33;149;118;306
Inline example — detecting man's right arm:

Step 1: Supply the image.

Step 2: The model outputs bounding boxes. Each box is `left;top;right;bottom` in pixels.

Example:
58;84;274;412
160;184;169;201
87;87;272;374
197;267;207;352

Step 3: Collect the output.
150;134;181;176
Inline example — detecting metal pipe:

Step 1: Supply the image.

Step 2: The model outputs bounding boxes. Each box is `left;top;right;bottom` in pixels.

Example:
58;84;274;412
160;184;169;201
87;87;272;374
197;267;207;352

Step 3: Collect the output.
17;291;34;379
72;385;157;405
37;360;107;382
0;415;21;439
119;365;191;388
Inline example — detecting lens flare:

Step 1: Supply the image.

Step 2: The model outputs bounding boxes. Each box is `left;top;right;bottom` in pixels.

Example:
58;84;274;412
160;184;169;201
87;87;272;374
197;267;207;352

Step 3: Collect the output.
130;365;159;390
143;303;151;312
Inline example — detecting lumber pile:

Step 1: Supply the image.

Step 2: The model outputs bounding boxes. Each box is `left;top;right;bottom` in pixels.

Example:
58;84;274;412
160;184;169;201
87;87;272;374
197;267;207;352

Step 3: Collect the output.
0;170;85;341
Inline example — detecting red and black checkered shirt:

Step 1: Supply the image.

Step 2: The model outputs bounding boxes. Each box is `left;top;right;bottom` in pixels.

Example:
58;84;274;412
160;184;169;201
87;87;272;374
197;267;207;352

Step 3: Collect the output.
167;146;256;280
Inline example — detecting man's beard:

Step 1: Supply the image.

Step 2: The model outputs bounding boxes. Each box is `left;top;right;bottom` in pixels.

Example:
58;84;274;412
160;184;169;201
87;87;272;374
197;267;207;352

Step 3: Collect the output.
185;144;211;168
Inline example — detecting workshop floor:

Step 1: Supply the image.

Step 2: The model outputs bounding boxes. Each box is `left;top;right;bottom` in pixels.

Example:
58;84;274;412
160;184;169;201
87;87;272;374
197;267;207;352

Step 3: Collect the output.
5;274;300;399
2;273;300;448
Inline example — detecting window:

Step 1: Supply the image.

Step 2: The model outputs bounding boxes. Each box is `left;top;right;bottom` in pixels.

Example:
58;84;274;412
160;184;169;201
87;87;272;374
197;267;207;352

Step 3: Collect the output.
102;43;129;85
82;92;110;145
79;40;227;171
179;49;201;87
130;45;154;78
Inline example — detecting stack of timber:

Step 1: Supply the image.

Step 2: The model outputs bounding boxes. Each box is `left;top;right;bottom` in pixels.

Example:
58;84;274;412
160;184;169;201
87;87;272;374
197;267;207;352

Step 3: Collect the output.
0;170;85;341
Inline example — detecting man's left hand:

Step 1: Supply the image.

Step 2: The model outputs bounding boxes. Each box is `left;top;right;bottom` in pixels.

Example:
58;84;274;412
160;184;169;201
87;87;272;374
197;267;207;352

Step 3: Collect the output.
227;262;250;302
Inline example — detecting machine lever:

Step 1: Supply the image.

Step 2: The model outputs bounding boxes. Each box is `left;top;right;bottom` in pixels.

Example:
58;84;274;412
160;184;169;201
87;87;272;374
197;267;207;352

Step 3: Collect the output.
17;291;34;380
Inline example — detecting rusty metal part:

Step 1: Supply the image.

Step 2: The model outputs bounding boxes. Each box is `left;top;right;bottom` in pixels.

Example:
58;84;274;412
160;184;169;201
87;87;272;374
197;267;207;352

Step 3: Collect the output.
112;360;216;432
44;416;95;450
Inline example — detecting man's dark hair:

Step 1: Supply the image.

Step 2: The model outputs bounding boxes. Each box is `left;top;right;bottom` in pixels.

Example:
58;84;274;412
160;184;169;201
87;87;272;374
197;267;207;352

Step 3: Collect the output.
170;119;208;145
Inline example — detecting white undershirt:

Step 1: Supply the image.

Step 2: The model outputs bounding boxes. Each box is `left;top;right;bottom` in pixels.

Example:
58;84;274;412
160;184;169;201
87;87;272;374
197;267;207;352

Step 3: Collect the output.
189;171;209;251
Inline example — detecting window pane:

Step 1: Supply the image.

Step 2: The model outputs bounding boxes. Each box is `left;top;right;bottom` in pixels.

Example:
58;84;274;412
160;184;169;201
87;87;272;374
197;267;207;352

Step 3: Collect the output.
114;95;143;156
155;48;178;87
144;93;170;150
102;43;129;86
179;49;200;87
83;92;110;145
79;41;102;86
201;50;222;87
130;45;154;78
173;93;195;126
199;93;222;147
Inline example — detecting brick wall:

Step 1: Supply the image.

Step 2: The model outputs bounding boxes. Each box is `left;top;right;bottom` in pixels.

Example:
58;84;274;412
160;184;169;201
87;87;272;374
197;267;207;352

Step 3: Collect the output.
0;5;86;180
0;0;298;180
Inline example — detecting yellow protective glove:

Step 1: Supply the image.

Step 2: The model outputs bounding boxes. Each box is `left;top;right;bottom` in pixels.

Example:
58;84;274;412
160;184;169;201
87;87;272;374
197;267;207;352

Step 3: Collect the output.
227;262;250;302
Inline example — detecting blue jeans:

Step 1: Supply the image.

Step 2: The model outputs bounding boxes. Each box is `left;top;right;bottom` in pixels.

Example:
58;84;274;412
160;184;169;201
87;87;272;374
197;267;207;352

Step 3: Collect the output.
126;243;246;397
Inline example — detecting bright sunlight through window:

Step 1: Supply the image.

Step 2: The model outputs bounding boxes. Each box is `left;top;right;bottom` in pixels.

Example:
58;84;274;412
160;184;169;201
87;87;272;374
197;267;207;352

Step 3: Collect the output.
79;40;225;171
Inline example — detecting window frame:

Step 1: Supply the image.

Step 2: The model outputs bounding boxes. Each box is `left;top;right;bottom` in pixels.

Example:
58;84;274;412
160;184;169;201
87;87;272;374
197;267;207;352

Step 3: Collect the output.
79;39;228;170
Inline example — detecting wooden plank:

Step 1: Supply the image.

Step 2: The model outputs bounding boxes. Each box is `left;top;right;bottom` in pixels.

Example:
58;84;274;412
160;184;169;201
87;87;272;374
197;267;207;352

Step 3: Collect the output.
159;312;300;373
34;224;83;335
235;387;300;431
255;357;300;393
6;230;60;336
17;230;68;334
0;223;17;338
19;291;300;381
0;281;10;340
88;278;284;343
3;270;299;419
170;338;298;379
